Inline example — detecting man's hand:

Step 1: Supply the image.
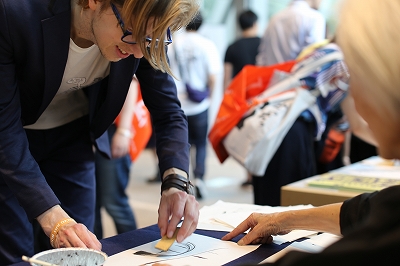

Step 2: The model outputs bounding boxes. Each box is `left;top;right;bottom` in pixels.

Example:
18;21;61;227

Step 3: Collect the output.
37;205;102;250
158;187;199;243
221;212;291;245
51;221;101;249
111;128;131;158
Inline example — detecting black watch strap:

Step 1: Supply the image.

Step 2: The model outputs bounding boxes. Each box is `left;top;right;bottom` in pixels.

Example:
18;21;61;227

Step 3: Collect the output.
161;174;195;196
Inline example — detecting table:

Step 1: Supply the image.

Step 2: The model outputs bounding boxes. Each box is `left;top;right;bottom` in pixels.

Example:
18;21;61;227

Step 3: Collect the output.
281;176;360;206
281;157;400;206
12;224;291;266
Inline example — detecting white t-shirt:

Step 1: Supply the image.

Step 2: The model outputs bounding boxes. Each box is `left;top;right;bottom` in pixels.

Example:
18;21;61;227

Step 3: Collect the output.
171;31;222;116
25;39;110;129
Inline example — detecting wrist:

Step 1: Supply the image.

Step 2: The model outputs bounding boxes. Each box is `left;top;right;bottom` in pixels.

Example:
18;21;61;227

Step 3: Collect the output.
50;218;76;247
161;173;195;196
116;127;132;138
36;205;71;236
278;211;293;231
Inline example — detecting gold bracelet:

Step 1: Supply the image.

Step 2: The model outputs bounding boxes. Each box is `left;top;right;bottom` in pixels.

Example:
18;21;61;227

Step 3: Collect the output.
49;218;75;247
116;127;132;138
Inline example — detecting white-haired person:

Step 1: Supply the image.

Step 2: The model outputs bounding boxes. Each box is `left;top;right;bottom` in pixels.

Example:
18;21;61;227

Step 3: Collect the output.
221;0;400;264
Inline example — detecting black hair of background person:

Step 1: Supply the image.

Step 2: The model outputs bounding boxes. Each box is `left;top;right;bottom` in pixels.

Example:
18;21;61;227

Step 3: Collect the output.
238;10;258;31
186;12;203;31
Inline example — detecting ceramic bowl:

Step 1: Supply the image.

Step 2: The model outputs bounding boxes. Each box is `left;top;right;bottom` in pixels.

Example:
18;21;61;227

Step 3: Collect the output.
30;247;107;266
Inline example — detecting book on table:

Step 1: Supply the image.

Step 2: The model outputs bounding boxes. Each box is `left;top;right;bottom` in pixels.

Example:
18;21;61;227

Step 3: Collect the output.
307;173;400;192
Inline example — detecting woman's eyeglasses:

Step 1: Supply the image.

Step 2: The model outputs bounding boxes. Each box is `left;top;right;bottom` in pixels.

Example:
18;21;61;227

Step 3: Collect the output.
110;3;172;46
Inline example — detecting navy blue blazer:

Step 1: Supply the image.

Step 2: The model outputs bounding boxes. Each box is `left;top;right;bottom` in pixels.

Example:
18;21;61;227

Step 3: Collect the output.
0;0;190;220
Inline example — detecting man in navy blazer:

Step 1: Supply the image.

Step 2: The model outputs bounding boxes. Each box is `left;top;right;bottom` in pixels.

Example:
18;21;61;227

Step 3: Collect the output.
0;0;200;264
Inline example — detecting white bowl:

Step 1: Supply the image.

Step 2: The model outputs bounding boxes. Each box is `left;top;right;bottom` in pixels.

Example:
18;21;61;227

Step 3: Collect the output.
30;247;107;266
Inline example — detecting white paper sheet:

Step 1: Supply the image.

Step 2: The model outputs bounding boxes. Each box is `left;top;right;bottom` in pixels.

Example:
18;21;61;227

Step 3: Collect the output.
271;230;317;245
199;201;314;229
198;201;316;243
302;233;341;247
260;233;342;263
260;241;320;264
104;233;258;266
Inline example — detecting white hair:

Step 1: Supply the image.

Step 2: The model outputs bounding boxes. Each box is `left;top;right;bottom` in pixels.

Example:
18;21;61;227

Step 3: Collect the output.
337;0;400;118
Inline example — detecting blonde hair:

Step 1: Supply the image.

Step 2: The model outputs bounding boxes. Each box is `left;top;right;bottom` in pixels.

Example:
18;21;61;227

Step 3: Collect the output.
336;0;400;118
77;0;200;75
122;0;199;75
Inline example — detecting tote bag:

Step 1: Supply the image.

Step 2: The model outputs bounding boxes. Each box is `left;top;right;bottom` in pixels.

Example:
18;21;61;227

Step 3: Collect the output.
211;52;343;174
208;62;296;163
223;88;317;176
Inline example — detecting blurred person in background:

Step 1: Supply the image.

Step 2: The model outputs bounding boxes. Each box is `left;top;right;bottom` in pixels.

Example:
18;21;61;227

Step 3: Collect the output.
250;39;376;206
224;10;261;90
224;9;261;187
256;0;326;66
94;78;139;239
249;0;327;206
172;12;223;199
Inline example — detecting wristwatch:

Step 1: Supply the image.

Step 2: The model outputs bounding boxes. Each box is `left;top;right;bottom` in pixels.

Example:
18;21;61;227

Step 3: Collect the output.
161;173;195;196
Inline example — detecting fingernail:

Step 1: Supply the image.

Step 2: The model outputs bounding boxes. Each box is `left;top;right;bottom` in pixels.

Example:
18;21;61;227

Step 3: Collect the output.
238;240;244;246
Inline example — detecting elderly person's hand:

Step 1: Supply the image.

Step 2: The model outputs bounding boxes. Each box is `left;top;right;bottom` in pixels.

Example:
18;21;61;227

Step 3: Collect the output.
222;204;342;246
158;187;199;243
221;212;291;245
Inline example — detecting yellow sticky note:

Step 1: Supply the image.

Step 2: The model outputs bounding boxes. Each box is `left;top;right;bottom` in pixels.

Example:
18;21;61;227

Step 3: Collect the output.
155;228;180;251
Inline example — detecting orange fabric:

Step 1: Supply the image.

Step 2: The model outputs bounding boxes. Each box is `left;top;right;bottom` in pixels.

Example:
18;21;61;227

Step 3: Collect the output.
115;90;152;161
209;61;296;163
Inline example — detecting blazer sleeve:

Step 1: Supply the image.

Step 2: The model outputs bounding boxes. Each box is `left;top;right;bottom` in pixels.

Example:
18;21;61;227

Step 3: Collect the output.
0;2;60;221
135;57;190;176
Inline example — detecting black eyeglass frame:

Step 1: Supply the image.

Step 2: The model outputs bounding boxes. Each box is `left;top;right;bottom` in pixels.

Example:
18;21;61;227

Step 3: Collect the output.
110;3;172;46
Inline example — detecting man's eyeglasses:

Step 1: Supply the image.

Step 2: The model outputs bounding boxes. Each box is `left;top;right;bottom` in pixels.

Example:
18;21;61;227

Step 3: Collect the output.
110;3;172;46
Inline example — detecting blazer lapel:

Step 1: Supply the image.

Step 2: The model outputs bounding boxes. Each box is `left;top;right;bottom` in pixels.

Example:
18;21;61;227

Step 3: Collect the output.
91;56;138;138
39;3;71;115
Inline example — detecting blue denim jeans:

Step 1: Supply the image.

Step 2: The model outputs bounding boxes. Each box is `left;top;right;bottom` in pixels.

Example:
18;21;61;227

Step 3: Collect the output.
187;109;208;179
94;124;136;239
